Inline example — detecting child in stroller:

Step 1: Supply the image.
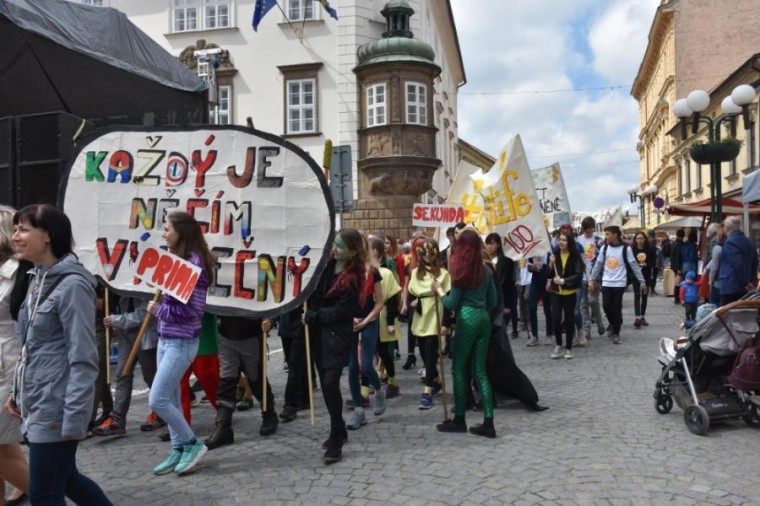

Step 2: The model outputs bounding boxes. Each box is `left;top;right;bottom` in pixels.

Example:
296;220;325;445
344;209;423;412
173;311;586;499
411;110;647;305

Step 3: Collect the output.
654;293;760;435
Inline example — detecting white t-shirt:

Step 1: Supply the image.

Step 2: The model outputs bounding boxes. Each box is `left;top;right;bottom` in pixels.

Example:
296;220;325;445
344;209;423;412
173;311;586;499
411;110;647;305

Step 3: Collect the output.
576;233;601;281
598;244;634;288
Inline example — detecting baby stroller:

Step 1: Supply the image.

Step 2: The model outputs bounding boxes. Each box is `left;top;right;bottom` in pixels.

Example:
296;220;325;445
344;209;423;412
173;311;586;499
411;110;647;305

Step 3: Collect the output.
653;293;760;435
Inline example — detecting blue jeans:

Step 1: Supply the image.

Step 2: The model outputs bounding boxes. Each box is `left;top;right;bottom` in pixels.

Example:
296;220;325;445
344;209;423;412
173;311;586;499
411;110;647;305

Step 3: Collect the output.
348;319;381;405
149;337;199;448
529;282;553;337
29;440;111;506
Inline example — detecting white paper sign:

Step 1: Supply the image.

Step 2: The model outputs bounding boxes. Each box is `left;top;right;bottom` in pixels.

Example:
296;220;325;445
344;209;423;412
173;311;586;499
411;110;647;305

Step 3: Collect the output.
62;126;335;317
531;163;572;229
412;204;467;228
134;246;202;304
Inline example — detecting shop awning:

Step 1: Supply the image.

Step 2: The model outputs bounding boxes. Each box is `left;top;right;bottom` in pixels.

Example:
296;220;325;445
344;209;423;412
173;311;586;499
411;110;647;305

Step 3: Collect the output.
667;197;760;216
654;215;705;230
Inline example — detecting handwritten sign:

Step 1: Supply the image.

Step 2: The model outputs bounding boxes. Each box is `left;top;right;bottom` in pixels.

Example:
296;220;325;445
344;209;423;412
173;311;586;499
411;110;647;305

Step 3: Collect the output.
531;163;572;230
412;204;467;228
62;126;335;317
472;135;551;260
134;246;201;304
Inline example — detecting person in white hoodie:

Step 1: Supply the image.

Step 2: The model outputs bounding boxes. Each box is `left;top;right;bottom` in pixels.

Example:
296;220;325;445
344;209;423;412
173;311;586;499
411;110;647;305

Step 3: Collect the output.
589;225;646;344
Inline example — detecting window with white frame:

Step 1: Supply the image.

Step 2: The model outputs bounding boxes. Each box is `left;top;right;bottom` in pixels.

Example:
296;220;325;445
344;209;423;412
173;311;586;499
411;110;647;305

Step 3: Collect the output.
287;79;316;134
406;82;427;125
366;83;386;127
173;0;198;32
286;0;316;21
172;0;232;32
215;86;231;125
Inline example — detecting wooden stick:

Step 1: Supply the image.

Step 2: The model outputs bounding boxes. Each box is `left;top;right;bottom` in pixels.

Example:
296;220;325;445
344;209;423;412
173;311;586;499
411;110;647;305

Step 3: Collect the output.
434;294;449;421
262;329;269;413
303;301;316;426
121;291;162;377
104;288;111;385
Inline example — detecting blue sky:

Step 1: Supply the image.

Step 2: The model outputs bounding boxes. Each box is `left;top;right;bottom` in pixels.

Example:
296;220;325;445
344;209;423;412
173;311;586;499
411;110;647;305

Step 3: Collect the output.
449;0;661;214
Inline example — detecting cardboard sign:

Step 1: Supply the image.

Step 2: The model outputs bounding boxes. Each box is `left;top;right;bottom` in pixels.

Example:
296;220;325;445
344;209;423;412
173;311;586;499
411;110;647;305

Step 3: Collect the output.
412;204;467;228
471;135;551;260
531;163;573;230
134;246;202;304
62;126;335;317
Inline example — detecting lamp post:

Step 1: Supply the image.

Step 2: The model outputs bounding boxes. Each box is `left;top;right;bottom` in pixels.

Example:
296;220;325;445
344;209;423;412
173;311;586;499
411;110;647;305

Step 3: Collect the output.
673;85;757;223
628;184;657;229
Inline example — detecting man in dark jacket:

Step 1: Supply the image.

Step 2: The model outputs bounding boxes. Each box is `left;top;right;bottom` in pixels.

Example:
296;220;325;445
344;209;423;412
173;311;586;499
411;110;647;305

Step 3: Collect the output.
204;316;278;450
718;216;758;305
670;229;684;304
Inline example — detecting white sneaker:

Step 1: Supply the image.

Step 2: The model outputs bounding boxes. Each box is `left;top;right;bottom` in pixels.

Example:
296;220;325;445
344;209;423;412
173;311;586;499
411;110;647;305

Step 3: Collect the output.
565;349;574;360
526;336;540;347
550;346;563;359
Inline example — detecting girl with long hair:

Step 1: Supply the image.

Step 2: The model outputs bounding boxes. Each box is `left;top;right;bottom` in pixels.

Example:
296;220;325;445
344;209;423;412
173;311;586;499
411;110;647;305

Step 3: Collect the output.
631;231;656;328
432;229;497;437
408;238;451;410
147;211;215;476
304;229;366;463
368;236;402;397
401;235;427;370
7;204;110;504
547;230;584;360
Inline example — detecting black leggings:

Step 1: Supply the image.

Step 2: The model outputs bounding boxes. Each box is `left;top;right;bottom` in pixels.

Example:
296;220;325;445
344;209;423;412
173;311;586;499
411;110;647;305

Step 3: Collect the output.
376;341;396;379
407;310;417;357
551;293;577;350
317;367;345;438
419;335;439;388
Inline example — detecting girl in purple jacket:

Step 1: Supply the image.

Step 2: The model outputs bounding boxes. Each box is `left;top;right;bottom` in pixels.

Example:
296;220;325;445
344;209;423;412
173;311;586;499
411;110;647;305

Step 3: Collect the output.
147;212;214;476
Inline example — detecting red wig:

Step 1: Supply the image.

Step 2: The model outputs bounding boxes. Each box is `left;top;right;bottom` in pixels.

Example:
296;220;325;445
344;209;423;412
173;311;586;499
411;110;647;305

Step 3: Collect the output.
448;229;484;288
326;229;368;307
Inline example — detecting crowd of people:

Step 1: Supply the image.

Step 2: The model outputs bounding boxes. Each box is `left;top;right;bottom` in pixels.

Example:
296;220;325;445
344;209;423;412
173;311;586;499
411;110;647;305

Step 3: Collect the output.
1;202;758;505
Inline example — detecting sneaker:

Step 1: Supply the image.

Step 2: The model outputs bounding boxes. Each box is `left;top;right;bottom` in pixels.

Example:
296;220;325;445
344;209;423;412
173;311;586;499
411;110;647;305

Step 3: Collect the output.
279;406;297;422
347;411;367;430
606;325;613;337
417;367;426;377
418;393;433;410
436;418;467;433
174;440;207;475
612;334;621;345
153;448;182;475
526;336;540;347
634;318;642;329
373;393;387;416
92;417;126;437
564;349;574;360
259;412;279;436
550;346;563;359
321;430;348;449
237;397;254;411
598;324;606;336
386;384;400;399
640;317;649;326
141;412;167;432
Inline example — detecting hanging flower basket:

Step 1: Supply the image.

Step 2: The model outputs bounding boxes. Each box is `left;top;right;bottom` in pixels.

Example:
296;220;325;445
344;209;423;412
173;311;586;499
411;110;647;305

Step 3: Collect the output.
689;142;741;164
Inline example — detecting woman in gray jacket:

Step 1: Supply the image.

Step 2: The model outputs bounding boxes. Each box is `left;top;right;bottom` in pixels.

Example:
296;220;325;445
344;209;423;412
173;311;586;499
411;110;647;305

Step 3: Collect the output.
6;204;110;505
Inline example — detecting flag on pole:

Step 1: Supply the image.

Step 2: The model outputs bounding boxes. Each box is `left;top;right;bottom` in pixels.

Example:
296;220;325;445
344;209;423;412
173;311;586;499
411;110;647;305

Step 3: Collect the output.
252;0;277;31
315;0;338;20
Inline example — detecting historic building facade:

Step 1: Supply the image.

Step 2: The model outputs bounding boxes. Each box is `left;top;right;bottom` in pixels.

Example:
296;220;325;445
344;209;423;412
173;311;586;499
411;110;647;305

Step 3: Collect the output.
632;0;760;227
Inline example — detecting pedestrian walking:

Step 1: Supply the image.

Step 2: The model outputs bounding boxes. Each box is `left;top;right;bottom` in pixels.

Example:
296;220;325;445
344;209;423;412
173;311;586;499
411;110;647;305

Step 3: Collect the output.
576;216;605;339
7;204;111;504
631;231;656;328
526;252;553;346
547;229;584;360
718;216;758;305
147;211;214;476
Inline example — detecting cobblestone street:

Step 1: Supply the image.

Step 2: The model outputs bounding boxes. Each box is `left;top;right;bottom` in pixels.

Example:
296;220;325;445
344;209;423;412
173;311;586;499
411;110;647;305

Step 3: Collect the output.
62;289;760;505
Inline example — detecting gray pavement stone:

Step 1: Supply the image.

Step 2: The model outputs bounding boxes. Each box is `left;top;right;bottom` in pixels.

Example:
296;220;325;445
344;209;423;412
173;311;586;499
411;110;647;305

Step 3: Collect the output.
14;284;760;505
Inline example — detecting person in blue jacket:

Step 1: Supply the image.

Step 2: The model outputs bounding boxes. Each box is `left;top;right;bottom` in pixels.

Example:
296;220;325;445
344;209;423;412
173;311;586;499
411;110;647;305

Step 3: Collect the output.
718;216;758;305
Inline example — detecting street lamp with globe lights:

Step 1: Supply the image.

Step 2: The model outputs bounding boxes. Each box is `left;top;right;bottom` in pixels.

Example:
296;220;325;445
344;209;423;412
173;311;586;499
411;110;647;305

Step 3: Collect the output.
628;184;658;229
673;85;757;222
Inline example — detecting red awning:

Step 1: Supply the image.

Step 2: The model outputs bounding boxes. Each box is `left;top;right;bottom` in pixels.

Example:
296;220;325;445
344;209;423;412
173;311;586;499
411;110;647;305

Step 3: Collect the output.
668;197;760;216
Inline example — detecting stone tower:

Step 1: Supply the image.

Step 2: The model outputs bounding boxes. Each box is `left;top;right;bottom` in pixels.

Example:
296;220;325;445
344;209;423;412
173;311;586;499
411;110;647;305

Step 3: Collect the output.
342;0;442;240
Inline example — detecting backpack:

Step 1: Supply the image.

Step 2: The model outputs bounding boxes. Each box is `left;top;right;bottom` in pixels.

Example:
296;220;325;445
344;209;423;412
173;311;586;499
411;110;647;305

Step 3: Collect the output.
601;243;636;286
728;341;760;392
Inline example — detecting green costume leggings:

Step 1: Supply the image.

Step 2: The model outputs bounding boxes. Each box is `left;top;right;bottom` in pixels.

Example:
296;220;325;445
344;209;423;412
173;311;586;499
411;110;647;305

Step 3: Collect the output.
452;305;493;419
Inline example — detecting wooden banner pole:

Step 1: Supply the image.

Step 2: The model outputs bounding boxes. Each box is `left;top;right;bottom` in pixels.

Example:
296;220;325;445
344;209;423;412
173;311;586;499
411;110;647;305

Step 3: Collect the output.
303;301;316;426
121;291;162;377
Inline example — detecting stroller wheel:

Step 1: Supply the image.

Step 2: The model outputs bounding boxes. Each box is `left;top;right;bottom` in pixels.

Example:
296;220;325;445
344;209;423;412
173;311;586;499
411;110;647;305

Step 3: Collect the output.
654;395;673;414
743;402;760;428
684;405;710;435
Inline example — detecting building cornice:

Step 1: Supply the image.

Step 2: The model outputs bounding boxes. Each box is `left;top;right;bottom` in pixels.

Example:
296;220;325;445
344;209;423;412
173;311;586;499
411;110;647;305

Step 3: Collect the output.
631;3;675;101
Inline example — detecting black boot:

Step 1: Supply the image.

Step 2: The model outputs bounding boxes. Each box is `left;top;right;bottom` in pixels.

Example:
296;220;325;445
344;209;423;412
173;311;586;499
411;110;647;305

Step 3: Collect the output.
260;410;279;436
437;415;467;433
469;417;496;438
323;436;342;464
402;355;416;370
205;407;234;450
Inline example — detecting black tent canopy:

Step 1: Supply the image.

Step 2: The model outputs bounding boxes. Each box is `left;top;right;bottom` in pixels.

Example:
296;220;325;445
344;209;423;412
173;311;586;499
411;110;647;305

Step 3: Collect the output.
0;0;208;126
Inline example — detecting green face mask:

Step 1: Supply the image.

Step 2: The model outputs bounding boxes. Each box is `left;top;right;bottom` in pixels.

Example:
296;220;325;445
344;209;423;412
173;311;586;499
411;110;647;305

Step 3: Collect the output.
333;236;349;261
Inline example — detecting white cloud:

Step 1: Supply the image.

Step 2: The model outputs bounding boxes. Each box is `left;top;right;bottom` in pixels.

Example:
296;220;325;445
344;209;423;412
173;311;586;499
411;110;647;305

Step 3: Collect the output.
449;0;660;212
